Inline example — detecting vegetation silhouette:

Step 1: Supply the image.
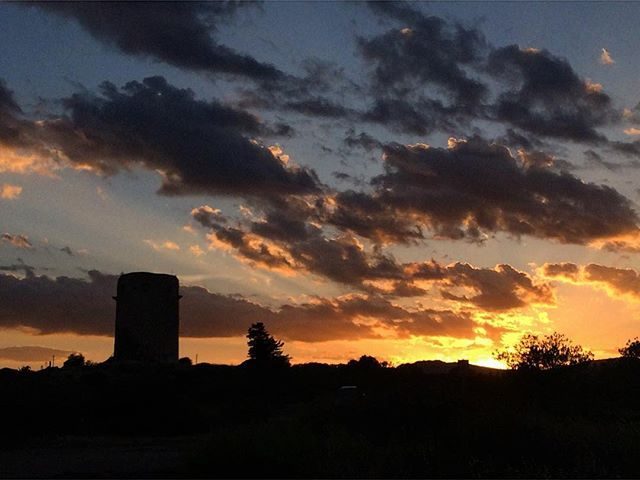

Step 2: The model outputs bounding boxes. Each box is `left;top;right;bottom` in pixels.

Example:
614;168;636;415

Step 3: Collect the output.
6;324;640;477
347;355;390;369
245;322;290;368
62;352;85;368
178;356;193;366
5;354;640;477
619;337;640;358
495;331;593;370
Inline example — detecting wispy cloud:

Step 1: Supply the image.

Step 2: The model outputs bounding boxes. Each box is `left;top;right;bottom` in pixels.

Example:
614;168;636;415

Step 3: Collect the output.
0;346;74;362
1;233;33;249
144;239;181;252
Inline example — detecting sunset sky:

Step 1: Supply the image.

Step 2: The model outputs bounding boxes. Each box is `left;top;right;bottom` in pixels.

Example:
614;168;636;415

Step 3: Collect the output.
4;2;640;369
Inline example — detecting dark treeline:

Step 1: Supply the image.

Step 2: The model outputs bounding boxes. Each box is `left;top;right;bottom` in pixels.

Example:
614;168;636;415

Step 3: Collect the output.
3;357;640;478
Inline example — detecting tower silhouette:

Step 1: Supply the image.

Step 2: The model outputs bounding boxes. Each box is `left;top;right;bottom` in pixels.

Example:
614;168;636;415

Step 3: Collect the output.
113;272;180;363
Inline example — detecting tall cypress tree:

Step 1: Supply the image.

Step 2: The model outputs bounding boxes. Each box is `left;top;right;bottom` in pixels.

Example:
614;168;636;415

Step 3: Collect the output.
246;322;291;367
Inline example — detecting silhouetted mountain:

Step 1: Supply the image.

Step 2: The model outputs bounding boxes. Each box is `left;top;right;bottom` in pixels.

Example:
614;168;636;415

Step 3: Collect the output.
398;359;504;376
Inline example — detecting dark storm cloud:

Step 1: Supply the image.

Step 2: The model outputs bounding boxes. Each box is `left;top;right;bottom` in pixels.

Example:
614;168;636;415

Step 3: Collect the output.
37;76;320;196
184;287;346;342
584;150;625;171
234;60;359;124
497;129;543;150
360;97;457;136
0;259;36;277
0;346;74;363
37;2;285;82
0;79;20;114
0;270;116;335
609;140;640;159
364;136;638;244
192;204;552;311
330;190;424;244
343;129;382;152
0;271;483;342
1;233;33;250
487;46;615;142
540;262;580;281
32;1;624;148
190;205;227;229
361;2;487;108
582;264;640;299
183;289;480;342
35;1;367;127
622;102;640;125
543;262;640;300
236;2;490;133
440;263;553;311
359;3;622;142
0;80;34;149
283;98;352;119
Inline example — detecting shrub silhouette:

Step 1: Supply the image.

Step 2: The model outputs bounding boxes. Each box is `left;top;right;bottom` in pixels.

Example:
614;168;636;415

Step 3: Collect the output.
63;352;85;368
495;332;593;370
619;337;640;358
246;322;290;367
347;355;389;369
178;357;193;366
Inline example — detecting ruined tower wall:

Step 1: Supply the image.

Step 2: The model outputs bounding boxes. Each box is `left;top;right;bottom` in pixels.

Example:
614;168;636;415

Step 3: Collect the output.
113;272;180;363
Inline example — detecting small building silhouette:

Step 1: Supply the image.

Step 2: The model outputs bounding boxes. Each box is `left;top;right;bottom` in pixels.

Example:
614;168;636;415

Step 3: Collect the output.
113;272;181;363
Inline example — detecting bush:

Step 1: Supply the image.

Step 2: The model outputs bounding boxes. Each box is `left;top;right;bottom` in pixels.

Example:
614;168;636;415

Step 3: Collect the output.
63;353;85;368
619;338;640;358
347;355;389;369
495;332;593;370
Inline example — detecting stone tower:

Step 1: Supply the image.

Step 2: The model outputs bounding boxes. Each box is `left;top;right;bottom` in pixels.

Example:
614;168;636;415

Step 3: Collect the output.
113;272;180;363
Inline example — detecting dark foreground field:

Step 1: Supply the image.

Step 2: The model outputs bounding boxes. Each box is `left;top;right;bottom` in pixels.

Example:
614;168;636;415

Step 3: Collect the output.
2;358;640;478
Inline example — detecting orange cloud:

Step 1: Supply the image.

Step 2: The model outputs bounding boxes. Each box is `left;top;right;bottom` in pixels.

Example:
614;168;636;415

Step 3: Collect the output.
1;233;33;249
541;262;640;302
590;232;640;253
0;184;22;199
0;145;59;176
600;48;615;65
585;79;603;93
143;239;181;251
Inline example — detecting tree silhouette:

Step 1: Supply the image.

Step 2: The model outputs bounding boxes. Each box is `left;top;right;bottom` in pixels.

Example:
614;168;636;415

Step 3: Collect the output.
619;337;640;358
63;352;85;368
246;322;290;367
347;355;389;369
495;332;593;370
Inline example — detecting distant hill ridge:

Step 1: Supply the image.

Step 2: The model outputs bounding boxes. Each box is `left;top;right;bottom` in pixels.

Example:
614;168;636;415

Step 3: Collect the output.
398;359;504;375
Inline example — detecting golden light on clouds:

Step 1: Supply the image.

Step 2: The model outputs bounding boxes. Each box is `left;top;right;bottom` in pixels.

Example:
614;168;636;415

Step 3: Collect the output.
600;48;615;65
540;262;640;303
0;183;22;199
589;232;640;253
268;144;290;165
585;79;603;93
143;239;181;251
0;146;58;176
